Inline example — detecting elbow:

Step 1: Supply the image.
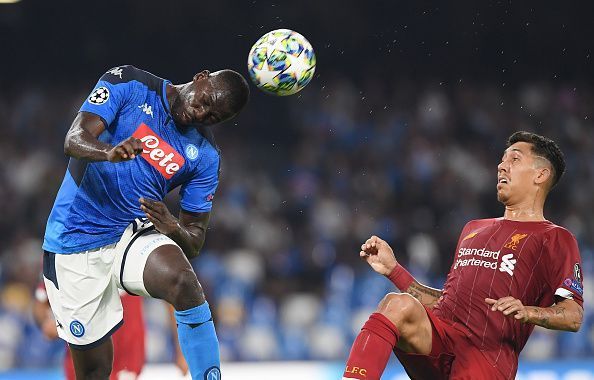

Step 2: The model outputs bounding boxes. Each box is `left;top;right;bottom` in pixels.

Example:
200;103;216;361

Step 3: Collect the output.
63;136;74;157
567;310;583;332
569;319;582;333
186;248;200;260
186;238;205;259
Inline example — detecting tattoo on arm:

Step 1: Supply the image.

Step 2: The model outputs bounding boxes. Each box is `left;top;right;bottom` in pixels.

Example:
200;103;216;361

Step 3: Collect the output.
405;281;443;309
527;302;583;332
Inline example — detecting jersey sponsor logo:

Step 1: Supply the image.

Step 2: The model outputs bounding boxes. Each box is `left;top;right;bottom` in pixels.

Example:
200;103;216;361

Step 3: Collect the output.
574;263;582;282
498;253;516;276
138;103;154;118
88;87;110;105
204;366;221;380
455;247;501;270
69;320;85;337
458;247;500;259
206;193;214;202
107;67;123;79
185;144;199;161
132;123;185;179
462;231;478;241
504;233;528;250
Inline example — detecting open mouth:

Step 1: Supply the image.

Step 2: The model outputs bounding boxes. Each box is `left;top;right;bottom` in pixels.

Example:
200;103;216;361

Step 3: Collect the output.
498;177;508;184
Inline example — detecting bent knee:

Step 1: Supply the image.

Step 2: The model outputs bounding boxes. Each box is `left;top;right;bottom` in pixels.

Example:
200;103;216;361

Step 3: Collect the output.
170;268;202;297
377;292;423;324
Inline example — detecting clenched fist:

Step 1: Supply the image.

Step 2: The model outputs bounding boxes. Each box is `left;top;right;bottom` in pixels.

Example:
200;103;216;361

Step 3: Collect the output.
107;136;143;162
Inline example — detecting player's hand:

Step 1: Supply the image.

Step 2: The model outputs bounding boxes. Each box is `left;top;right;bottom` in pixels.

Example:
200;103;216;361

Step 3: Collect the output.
139;198;179;235
360;235;399;276
485;297;530;323
107;136;143;162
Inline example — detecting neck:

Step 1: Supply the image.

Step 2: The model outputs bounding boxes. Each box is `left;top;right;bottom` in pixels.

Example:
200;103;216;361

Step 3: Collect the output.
165;83;185;112
502;194;546;222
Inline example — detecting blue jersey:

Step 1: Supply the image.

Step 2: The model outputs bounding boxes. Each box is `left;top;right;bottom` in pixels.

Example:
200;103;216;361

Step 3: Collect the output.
43;65;220;254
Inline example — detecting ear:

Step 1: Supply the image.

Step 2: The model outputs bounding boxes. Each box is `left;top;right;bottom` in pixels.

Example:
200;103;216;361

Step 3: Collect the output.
534;166;551;187
193;70;210;82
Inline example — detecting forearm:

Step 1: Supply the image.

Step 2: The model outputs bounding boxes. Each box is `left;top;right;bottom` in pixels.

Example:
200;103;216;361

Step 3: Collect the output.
404;281;443;309
387;266;443;309
525;303;583;332
64;124;111;161
166;222;205;259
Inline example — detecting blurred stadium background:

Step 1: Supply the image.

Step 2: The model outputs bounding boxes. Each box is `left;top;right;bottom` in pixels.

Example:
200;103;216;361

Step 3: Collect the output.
1;1;593;378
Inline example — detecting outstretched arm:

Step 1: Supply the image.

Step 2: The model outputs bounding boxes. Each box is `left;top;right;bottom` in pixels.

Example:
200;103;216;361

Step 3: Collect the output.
64;111;142;162
485;296;583;332
361;236;443;309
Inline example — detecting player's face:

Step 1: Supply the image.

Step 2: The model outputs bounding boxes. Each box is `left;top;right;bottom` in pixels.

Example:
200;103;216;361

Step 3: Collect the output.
496;142;542;204
172;71;234;127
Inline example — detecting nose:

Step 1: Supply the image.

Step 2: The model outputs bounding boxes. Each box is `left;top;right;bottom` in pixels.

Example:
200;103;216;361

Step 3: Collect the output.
497;160;508;173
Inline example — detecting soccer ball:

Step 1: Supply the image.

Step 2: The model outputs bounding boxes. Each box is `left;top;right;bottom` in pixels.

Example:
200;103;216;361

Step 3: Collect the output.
247;29;316;96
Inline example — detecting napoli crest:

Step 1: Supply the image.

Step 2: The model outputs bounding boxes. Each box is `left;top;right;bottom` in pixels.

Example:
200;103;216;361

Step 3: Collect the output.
185;144;199;161
70;320;85;337
204;366;221;380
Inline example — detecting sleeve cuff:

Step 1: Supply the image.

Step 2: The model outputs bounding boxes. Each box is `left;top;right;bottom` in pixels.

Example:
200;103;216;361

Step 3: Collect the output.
386;265;415;291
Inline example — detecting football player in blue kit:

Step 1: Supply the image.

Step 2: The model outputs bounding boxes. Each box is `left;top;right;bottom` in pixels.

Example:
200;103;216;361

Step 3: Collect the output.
42;65;249;379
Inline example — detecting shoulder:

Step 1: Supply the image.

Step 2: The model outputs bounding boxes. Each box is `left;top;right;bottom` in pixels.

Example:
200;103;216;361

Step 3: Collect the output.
196;126;220;154
456;218;496;241
98;65;165;92
464;218;499;230
542;223;578;244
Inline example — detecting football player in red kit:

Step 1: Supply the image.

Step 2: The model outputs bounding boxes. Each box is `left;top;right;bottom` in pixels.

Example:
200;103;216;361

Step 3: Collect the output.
343;131;584;380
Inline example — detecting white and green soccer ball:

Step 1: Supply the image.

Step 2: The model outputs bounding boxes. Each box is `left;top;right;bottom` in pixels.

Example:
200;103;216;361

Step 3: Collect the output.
247;29;316;96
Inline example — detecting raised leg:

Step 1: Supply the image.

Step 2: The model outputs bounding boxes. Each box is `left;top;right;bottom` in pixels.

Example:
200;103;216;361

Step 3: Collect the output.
343;293;433;380
141;244;220;380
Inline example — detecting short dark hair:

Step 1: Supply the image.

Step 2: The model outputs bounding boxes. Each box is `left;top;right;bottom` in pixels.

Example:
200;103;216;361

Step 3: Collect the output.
507;131;566;188
213;69;250;116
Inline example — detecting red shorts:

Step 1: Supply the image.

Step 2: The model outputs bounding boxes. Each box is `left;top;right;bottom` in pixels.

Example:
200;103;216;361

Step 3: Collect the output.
394;307;499;380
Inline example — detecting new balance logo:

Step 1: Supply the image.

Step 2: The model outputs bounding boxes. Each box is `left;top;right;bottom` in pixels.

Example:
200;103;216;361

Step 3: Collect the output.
499;253;516;276
138;103;154;118
107;67;123;78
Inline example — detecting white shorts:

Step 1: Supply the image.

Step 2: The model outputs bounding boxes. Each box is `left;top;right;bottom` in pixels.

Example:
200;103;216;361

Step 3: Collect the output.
43;218;179;349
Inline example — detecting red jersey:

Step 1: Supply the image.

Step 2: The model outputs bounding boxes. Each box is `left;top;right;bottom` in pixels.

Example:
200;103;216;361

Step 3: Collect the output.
432;218;584;379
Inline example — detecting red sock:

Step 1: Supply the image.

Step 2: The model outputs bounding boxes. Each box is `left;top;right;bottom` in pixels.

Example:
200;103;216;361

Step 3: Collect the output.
343;313;400;380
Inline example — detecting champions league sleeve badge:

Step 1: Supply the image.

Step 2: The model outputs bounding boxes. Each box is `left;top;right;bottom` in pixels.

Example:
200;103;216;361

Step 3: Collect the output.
88;87;110;105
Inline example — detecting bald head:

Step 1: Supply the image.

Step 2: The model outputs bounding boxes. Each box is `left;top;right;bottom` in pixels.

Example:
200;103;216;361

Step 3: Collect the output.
210;69;250;121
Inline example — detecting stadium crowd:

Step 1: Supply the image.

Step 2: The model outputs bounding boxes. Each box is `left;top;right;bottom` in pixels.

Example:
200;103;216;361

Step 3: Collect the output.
0;76;592;368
